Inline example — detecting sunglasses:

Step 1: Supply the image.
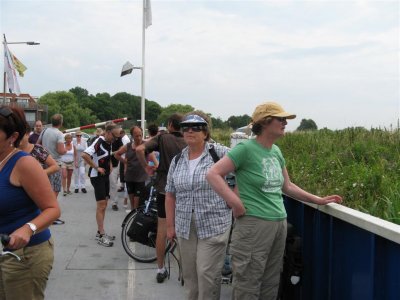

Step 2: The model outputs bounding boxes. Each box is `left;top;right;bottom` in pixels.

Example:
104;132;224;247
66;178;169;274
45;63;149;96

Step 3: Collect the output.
273;117;287;123
0;107;13;118
182;125;206;132
76;135;82;137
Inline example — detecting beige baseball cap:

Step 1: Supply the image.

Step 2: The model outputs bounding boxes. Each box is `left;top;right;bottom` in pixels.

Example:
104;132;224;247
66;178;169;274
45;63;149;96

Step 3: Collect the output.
252;102;296;123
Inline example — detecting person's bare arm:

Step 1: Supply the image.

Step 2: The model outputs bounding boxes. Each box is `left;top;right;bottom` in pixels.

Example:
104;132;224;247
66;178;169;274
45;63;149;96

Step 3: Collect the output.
114;145;127;162
43;154;60;176
165;192;176;241
57;141;67;155
206;156;245;218
282;167;343;205
9;156;60;249
82;152;105;175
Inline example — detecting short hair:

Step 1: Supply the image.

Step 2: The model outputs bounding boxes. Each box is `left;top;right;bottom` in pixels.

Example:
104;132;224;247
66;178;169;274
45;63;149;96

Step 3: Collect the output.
0;106;28;147
51;114;63;127
105;123;118;132
35;120;42;125
130;125;143;136
167;113;183;131
64;133;72;140
251;117;273;135
147;123;158;137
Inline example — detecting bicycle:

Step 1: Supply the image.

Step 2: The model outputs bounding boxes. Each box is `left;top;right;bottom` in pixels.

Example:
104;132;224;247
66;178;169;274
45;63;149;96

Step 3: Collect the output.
0;234;21;261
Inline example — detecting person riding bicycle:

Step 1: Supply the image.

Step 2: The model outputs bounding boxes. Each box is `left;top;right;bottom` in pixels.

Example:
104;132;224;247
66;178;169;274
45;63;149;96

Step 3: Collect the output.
0;106;60;300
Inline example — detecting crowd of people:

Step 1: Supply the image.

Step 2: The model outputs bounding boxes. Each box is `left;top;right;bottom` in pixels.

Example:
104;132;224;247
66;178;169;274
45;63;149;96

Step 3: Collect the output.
0;102;343;300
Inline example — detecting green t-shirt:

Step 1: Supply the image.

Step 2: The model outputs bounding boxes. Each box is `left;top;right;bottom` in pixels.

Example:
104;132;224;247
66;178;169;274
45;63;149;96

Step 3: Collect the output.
227;139;287;220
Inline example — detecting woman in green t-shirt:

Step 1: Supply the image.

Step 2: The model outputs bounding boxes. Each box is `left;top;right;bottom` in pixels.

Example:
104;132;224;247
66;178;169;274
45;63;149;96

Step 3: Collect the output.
207;102;342;300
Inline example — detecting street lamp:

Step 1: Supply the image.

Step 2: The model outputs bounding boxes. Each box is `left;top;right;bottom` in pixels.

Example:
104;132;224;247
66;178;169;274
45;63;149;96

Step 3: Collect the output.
2;34;40;102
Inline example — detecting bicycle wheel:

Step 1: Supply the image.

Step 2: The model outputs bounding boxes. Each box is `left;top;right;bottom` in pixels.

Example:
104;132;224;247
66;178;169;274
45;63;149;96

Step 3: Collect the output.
121;209;157;263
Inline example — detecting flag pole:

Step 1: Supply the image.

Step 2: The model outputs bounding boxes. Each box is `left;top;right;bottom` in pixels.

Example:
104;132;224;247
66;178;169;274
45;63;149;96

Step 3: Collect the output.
140;0;146;136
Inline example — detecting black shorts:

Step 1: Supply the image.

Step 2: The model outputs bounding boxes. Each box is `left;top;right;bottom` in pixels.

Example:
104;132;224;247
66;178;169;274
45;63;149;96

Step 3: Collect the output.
90;176;110;201
126;181;145;197
156;193;166;218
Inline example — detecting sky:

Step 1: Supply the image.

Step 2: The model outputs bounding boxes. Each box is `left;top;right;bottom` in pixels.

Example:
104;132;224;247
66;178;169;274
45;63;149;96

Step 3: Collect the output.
1;0;399;131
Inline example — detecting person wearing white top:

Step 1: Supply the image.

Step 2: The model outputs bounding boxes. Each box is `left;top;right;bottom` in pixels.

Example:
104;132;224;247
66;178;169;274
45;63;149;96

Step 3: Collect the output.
73;131;88;193
60;134;77;196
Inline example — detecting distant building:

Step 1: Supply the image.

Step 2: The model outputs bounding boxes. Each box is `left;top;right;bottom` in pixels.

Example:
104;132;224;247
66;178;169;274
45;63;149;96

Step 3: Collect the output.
0;93;48;127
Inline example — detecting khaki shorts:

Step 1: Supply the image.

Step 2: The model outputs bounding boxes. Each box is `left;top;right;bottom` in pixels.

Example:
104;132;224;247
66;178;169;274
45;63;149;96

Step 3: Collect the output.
61;161;74;170
0;238;54;300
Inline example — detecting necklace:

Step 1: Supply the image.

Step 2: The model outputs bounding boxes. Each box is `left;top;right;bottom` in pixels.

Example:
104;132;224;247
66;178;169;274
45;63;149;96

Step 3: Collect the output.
0;148;17;168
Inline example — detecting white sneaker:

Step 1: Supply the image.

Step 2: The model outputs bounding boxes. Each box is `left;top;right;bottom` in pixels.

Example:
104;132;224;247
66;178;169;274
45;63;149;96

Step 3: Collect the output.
97;236;113;247
96;232;115;241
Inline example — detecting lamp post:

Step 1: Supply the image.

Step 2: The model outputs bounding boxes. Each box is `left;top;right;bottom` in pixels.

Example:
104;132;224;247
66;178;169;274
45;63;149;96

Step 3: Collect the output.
2;34;40;103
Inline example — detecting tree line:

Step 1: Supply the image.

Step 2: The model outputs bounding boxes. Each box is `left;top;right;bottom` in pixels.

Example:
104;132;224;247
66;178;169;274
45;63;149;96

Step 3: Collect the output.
38;86;318;131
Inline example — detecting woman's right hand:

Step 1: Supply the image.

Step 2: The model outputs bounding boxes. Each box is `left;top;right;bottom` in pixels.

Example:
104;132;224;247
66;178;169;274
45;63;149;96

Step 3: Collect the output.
232;202;246;218
166;226;176;242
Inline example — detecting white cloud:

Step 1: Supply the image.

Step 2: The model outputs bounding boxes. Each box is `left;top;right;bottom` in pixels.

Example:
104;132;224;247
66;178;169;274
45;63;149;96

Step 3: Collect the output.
1;0;398;131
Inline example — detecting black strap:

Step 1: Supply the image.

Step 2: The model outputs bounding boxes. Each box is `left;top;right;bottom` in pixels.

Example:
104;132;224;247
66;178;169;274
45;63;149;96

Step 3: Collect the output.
174;144;219;165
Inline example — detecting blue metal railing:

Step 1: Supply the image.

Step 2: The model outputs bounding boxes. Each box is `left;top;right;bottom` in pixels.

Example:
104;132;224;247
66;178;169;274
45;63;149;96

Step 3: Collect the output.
284;196;400;300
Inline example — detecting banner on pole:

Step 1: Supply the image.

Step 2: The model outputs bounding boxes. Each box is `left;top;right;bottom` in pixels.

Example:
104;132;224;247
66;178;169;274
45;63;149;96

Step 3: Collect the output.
4;43;21;94
11;52;27;77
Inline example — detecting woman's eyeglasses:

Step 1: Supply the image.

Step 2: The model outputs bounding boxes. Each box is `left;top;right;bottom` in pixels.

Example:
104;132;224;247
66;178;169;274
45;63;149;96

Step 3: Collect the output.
182;125;205;132
273;117;287;123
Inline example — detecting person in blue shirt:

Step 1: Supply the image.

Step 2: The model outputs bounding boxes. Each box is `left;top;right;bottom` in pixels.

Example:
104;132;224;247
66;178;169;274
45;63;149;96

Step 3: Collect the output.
0;105;60;300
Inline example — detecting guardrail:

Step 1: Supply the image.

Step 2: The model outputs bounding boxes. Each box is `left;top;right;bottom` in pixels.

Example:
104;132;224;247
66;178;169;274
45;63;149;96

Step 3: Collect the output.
284;196;400;300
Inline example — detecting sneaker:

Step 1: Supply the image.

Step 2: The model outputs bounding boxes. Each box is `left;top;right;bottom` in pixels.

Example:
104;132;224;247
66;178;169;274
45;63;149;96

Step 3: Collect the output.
74;189;79;193
156;269;168;283
53;218;65;225
112;203;118;211
97;235;113;247
96;232;115;241
67;190;73;195
81;188;87;193
63;191;67;196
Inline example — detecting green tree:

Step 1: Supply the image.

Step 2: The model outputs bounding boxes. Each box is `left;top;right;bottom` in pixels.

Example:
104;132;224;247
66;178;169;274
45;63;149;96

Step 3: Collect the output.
296;119;318;131
156;104;194;126
227;114;251;129
211;117;228;129
38;91;97;128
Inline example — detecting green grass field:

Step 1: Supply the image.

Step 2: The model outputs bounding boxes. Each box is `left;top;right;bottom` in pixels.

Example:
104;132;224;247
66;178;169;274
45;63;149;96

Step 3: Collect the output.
212;127;400;225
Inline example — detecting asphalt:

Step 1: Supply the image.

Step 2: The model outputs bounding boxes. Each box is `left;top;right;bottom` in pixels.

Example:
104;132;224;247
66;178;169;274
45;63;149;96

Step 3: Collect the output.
45;179;232;300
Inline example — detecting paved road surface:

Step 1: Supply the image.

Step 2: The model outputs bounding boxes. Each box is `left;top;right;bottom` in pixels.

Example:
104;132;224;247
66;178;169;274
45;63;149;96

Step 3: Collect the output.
45;180;232;300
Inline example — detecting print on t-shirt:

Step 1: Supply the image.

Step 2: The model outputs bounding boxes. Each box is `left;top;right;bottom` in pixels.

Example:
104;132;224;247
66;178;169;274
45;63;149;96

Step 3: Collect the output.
261;157;283;193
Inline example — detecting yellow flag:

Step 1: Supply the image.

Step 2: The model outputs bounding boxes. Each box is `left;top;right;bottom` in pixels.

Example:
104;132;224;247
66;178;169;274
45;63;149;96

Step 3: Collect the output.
11;52;27;77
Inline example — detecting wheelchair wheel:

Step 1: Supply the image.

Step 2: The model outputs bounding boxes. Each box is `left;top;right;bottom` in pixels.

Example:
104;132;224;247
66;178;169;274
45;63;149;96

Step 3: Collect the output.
121;209;157;263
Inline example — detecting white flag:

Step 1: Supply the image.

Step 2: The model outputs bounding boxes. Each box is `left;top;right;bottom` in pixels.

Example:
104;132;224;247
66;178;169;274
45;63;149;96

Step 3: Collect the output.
3;44;21;95
145;0;152;29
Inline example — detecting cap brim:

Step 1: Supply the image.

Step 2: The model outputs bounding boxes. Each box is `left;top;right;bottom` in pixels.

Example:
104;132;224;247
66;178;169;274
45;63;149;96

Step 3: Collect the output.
273;112;296;119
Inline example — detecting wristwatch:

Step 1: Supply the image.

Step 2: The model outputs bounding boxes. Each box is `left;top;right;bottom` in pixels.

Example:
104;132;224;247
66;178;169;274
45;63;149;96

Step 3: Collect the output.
26;222;37;235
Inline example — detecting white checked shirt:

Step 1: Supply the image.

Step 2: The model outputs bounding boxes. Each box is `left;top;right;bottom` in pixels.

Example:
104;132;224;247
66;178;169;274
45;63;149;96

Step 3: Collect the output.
165;142;232;239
